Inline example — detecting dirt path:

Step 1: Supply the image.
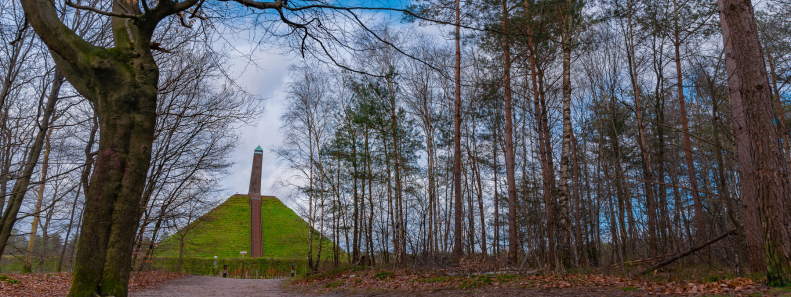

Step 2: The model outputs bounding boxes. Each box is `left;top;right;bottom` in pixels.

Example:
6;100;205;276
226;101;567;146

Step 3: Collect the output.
131;276;293;297
131;275;645;297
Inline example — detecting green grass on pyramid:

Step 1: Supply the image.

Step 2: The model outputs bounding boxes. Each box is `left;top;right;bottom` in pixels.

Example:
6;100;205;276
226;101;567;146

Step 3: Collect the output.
154;195;335;259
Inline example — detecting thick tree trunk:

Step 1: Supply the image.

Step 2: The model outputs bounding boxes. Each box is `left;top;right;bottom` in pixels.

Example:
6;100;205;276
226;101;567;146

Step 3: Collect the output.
69;73;157;296
20;0;169;294
718;0;791;285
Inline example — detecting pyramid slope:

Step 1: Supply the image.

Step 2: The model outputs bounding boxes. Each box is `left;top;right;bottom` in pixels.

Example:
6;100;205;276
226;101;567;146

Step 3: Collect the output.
154;195;336;259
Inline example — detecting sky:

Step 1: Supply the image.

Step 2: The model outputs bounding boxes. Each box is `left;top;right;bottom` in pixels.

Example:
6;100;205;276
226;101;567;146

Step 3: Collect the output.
217;50;297;208
214;0;424;210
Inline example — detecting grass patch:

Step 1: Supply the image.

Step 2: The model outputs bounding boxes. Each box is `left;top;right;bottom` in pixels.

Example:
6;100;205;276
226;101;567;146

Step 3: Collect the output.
324;280;344;288
1;255;63;273
418;276;449;283
154;196;337;259
374;271;394;280
459;275;493;289
0;274;20;284
494;274;519;283
621;287;639;292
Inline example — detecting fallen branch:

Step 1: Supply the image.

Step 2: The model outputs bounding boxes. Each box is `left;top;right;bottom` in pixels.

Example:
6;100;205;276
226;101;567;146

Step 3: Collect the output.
610;252;681;268
638;228;736;276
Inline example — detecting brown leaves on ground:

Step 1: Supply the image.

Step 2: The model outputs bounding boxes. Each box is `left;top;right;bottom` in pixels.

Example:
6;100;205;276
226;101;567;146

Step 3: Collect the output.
291;269;768;296
0;271;187;297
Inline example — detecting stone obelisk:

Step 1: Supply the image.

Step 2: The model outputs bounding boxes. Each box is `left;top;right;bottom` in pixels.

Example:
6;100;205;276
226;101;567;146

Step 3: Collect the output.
249;146;264;258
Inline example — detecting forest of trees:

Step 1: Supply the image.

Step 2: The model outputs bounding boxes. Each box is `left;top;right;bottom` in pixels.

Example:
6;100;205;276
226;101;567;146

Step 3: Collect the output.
1;0;791;296
276;0;791;287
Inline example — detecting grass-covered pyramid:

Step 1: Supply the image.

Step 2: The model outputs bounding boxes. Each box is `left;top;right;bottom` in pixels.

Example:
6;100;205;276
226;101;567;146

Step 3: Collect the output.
154;195;335;260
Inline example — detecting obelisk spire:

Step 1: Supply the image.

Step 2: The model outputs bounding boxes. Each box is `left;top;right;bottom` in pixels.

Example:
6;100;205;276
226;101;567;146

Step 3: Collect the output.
249;146;264;257
249;146;263;195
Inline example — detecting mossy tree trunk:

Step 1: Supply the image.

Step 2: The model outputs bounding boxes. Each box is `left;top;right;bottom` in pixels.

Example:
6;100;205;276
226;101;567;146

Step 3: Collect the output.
20;0;199;295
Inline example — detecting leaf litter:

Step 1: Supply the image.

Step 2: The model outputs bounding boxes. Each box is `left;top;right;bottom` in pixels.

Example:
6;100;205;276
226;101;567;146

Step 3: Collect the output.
292;269;771;296
0;271;187;297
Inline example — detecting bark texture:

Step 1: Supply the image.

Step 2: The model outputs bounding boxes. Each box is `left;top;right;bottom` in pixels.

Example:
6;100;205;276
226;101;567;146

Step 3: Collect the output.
18;0;183;294
557;0;574;268
718;0;791;285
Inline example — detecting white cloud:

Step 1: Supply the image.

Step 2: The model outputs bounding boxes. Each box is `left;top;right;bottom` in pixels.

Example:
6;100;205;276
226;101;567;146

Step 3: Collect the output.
217;48;299;209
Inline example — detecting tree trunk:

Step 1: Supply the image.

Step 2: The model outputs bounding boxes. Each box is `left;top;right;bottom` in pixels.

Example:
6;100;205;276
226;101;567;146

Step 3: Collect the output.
501;0;519;265
626;0;658;261
557;0;574;268
0;70;61;258
525;0;555;267
0;22;30;213
571;130;584;266
23;127;53;273
69;74;157;295
718;0;791;285
767;51;791;169
465;118;487;257
493;123;500;256
20;0;168;294
713;92;748;274
352;137;360;263
452;0;464;259
608;98;629;261
674;0;707;244
39;196;55;272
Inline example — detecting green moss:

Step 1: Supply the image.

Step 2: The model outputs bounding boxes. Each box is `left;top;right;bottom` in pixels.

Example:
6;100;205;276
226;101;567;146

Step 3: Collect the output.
0;274;20;284
417;276;448;283
495;274;518;283
105;48;131;64
460;275;493;289
154;196;337;260
325;280;344;288
374;271;394;280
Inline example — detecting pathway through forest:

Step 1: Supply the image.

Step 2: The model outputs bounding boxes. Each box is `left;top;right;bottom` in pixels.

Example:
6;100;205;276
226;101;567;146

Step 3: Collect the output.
130;275;643;297
130;276;292;297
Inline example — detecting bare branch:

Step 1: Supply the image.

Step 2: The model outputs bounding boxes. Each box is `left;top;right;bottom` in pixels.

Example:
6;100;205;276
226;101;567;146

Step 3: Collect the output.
64;0;140;18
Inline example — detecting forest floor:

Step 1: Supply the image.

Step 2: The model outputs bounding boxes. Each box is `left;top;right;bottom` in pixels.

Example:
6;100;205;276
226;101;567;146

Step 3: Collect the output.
289;268;791;296
1;269;789;296
0;271;186;297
